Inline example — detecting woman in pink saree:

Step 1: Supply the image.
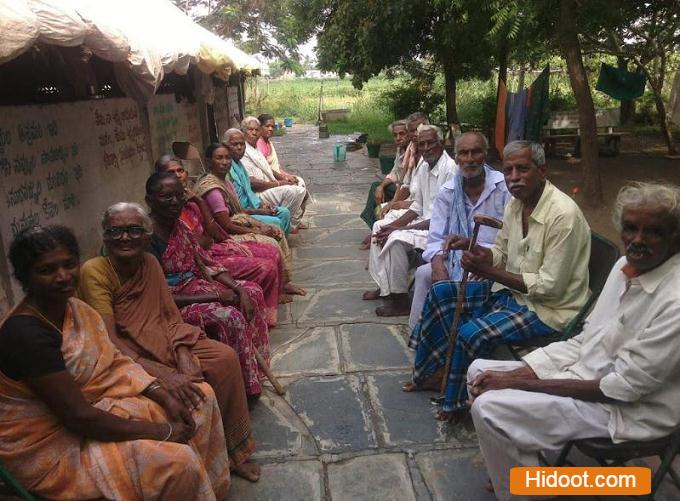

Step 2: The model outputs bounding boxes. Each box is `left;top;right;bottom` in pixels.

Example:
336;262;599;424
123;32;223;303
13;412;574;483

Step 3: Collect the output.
146;172;271;397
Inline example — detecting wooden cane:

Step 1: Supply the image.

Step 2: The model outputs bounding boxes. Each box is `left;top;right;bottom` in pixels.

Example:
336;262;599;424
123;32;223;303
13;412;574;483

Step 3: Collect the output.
437;214;504;399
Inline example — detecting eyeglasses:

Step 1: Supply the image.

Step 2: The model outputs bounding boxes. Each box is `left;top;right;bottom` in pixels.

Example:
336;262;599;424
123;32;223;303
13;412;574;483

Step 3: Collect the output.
104;226;148;240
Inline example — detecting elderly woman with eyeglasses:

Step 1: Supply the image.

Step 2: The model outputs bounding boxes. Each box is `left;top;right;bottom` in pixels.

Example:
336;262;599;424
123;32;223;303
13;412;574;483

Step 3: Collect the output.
78;202;262;482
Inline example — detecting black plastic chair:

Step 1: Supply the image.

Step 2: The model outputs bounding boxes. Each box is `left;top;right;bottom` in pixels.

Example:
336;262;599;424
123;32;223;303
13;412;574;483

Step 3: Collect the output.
507;232;620;360
554;428;680;499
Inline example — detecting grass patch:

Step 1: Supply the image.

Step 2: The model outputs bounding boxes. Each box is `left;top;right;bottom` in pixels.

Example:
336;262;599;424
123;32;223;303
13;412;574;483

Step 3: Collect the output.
246;77;396;142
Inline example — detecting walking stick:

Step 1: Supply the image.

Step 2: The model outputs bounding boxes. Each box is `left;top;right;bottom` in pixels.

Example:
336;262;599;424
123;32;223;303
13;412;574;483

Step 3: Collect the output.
437;215;504;401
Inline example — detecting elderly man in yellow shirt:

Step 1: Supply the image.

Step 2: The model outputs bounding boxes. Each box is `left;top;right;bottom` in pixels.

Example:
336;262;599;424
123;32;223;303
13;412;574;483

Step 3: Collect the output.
406;140;591;422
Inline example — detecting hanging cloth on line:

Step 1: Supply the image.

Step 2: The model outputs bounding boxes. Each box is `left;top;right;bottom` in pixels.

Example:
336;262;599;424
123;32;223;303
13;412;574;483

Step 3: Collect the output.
525;66;550;142
595;63;646;101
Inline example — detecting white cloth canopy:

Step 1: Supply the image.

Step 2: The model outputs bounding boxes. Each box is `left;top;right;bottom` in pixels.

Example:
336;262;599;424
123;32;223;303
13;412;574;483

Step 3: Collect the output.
0;0;260;101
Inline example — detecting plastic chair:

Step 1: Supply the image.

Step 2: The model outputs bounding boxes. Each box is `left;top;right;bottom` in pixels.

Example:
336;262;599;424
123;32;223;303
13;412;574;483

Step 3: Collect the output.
507;232;620;360
0;461;35;500
554;428;680;499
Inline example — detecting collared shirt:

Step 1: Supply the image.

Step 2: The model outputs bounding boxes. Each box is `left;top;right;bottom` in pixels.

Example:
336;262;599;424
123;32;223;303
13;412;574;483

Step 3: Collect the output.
490;180;591;330
385;147;406;183
242;143;276;182
409;150;457;219
423;166;510;262
524;253;680;442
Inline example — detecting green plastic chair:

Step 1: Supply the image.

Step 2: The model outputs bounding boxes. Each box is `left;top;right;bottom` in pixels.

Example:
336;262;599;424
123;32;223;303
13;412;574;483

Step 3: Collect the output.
0;461;35;500
507;232;620;360
554;427;680;500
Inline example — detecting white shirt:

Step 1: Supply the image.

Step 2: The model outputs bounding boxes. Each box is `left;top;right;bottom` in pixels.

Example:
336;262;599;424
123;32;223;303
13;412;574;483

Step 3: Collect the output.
409;151;457;219
524;253;680;442
242;143;276;182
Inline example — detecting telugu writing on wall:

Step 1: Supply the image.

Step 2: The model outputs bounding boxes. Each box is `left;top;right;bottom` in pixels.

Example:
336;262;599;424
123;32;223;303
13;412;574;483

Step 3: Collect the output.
148;94;204;162
0;97;150;304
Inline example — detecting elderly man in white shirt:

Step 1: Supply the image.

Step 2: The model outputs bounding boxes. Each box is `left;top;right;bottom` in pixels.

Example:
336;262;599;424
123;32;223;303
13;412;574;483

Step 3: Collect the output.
408;132;510;333
468;181;680;500
363;125;456;317
240;116;308;230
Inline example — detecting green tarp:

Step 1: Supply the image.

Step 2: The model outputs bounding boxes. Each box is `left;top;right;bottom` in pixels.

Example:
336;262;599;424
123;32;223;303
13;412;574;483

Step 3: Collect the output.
596;63;646;101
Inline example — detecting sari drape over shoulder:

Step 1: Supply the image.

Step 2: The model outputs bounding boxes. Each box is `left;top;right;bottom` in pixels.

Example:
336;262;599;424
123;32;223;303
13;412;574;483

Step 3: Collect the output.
0;298;230;500
150;222;271;397
79;255;256;464
194;173;293;279
181;200;281;325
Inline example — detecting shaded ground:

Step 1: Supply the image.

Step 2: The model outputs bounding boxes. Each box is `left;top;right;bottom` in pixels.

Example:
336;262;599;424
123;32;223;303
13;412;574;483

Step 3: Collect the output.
229;125;679;500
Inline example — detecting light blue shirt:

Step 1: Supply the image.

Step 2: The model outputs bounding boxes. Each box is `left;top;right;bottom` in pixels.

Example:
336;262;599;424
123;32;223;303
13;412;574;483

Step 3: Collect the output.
423;166;510;263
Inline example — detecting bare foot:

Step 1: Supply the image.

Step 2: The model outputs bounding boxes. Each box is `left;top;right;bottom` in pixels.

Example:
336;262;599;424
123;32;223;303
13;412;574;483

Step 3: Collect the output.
402;368;443;392
375;303;410;317
296;221;309;230
359;234;371;250
232;461;261;482
362;289;381;300
434;407;469;423
279;294;293;304
283;283;306;296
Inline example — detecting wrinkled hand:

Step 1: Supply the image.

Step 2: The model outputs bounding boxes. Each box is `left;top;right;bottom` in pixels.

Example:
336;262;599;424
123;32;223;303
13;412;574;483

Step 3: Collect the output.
165;420;196;443
285;174;298;184
443;235;471;253
469;369;536;397
460;246;491;276
160;373;206;411
217;289;236;305
176;348;203;380
237;288;255;322
160;392;196;430
374;185;385;204
373;225;397;248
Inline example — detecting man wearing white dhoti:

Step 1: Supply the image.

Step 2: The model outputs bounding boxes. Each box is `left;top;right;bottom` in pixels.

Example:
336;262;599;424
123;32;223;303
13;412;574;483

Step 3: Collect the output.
240;117;307;230
363;125;457;316
467;181;680;500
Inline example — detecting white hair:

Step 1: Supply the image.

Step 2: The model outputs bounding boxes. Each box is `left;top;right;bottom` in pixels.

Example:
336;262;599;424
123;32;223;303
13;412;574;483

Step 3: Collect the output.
613;181;680;233
503;140;546;167
240;116;260;130
454;131;489;154
388;120;407;134
221;128;244;143
102;202;152;232
417;124;443;141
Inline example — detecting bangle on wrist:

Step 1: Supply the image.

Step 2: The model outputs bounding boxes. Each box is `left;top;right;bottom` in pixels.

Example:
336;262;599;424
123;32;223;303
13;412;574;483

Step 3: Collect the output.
145;381;162;394
162;422;172;441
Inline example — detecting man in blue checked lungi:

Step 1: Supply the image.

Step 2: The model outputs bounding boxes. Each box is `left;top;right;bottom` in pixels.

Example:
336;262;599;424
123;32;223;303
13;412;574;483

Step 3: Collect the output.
406;140;591;422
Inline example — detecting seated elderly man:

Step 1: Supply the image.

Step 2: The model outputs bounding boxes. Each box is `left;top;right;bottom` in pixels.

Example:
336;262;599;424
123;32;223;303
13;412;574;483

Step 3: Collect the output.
221;128;291;234
469;181;680;500
378;111;430;220
240;116;308;231
407;131;510;334
408;141;591;421
360;119;409;236
363;125;457;316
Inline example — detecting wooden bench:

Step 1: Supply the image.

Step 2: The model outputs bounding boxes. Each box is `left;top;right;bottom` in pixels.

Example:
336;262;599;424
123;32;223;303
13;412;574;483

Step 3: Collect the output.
542;108;629;157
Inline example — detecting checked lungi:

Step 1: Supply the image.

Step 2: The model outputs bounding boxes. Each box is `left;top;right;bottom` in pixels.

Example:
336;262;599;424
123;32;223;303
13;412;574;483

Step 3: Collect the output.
409;280;556;412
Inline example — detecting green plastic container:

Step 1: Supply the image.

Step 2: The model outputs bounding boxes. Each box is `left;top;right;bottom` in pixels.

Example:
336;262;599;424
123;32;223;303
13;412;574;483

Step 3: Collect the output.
379;156;395;175
367;143;381;158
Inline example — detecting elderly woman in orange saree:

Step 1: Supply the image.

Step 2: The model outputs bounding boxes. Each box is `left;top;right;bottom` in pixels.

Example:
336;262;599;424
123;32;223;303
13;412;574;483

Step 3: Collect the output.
0;225;230;500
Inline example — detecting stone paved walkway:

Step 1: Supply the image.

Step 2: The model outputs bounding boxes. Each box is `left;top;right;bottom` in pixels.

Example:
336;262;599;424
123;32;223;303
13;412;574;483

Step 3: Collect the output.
230;125;494;500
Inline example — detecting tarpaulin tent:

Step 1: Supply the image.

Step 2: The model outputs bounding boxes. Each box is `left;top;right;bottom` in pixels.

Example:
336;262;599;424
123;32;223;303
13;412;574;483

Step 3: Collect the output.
0;0;260;102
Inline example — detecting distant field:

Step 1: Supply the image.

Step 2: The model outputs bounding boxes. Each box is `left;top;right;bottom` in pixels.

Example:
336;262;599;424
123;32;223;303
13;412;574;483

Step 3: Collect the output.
245;77;397;141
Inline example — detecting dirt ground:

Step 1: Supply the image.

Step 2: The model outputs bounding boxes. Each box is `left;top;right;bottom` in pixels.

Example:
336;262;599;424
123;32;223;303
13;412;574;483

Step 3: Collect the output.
496;134;680;249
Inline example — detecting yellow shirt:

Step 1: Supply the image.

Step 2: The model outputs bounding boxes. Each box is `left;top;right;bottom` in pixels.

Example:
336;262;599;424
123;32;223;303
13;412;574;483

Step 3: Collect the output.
490;180;591;330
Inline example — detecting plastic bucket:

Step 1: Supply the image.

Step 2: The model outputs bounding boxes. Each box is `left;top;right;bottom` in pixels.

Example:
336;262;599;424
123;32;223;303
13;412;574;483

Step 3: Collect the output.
367;143;381;158
333;143;347;162
283;117;294;127
379;156;395;175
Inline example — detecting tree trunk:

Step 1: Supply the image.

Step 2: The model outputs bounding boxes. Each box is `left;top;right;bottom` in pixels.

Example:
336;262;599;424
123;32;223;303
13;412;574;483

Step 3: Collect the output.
443;64;459;125
494;38;509;158
557;0;603;206
653;87;678;155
